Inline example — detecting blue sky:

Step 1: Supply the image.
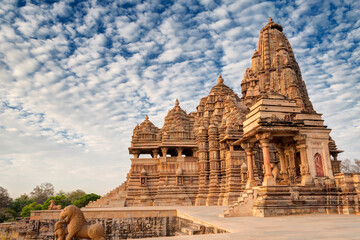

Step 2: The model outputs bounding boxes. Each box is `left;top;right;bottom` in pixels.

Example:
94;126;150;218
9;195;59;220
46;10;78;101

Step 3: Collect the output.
0;0;359;198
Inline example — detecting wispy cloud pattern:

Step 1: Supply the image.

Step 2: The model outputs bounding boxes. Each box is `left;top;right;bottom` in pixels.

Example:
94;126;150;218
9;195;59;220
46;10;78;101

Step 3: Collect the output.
0;0;359;197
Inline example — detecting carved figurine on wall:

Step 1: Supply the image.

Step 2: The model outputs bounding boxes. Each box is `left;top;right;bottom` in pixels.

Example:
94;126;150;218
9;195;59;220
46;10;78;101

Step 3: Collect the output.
288;167;296;185
54;221;66;240
48;199;62;210
57;205;105;240
271;163;280;182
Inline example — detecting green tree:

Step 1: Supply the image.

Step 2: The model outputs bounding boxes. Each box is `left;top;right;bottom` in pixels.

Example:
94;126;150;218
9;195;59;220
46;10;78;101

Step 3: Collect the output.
20;202;43;218
0;208;16;223
30;183;54;204
9;194;34;219
66;189;86;203
42;195;71;210
73;193;100;208
0;187;12;209
57;190;66;196
0;187;13;223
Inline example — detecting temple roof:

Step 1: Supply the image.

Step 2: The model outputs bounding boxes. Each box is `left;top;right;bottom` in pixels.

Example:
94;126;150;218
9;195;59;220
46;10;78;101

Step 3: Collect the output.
241;18;315;113
162;99;194;141
195;75;247;139
209;75;237;96
132;115;160;142
261;17;283;32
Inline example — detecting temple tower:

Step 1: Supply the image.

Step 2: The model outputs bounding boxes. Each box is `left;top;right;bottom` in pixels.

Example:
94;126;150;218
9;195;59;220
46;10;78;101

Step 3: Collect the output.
195;75;249;205
236;19;337;188
241;18;314;113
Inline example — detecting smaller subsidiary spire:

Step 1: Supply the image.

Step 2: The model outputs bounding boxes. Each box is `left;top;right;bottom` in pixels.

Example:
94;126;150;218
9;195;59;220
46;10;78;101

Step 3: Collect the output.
175;98;179;106
217;74;224;84
269;17;273;23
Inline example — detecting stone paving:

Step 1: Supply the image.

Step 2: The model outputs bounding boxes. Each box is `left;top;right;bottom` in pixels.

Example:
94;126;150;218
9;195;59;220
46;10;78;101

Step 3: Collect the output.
126;206;360;240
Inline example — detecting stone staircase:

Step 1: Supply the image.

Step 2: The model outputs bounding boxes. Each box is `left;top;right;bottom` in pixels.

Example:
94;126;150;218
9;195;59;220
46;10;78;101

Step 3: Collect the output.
85;182;127;208
175;222;203;236
223;188;259;217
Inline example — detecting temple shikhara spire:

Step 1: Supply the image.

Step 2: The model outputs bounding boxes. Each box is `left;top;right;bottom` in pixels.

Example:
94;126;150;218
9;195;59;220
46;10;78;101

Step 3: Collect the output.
85;19;359;218
241;17;314;112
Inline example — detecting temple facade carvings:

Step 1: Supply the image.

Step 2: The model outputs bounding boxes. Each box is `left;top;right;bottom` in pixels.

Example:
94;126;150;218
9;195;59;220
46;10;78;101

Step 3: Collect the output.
86;19;358;216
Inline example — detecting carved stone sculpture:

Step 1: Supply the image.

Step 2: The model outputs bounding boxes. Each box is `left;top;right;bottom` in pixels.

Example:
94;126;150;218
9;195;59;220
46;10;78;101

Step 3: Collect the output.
271;163;280;181
289;187;302;202
59;205;105;240
54;221;66;240
48;199;61;210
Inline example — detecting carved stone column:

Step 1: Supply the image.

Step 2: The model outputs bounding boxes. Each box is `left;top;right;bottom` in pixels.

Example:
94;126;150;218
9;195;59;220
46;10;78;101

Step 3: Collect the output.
195;126;209;206
217;141;227;205
257;133;276;186
133;150;140;159
275;144;288;182
161;147;168;157
206;124;220;205
295;135;313;185
152;149;158;158
176;148;183;157
192;148;197;158
241;143;256;188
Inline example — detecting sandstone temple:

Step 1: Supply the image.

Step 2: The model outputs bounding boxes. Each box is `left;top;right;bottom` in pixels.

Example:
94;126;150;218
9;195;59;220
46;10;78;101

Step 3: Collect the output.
86;19;360;217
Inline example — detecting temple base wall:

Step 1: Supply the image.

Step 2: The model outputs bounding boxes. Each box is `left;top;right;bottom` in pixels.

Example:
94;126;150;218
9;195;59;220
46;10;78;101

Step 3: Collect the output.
225;173;360;217
0;209;228;240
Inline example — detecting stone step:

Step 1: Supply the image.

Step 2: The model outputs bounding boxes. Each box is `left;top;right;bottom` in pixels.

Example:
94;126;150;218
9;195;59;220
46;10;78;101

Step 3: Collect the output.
181;227;200;235
175;231;188;236
188;222;202;231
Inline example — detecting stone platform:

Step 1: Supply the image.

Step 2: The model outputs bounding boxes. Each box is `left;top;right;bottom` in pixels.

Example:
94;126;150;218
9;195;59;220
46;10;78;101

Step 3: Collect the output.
141;206;360;240
2;206;360;239
35;206;360;239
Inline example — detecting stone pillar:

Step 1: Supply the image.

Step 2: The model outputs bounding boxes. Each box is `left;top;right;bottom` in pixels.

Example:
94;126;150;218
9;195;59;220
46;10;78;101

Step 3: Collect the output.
161;147;168;157
133;150;140;159
241;143;256;188
195;126;209;206
152;149;158;158
177;148;183;157
218;141;227;205
275;144;288;182
206;124;221;205
295;135;313;185
192;148;197;158
257;133;275;186
229;144;234;152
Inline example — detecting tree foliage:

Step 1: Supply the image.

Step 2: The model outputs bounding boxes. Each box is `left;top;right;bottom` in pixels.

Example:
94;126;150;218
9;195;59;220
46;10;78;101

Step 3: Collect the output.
341;159;360;173
66;189;86;203
20;202;43;218
10;194;34;218
0;208;16;223
30;183;55;204
0;187;12;209
0;187;13;223
73;193;100;208
0;183;100;221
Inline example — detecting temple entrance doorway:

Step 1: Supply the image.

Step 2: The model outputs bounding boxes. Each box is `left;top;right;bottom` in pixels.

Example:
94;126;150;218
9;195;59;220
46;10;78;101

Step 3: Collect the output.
295;152;301;177
314;153;324;177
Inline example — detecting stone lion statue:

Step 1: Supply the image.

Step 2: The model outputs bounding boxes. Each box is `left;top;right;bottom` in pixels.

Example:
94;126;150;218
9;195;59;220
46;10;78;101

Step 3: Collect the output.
59;205;105;240
48;199;62;210
54;221;66;240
